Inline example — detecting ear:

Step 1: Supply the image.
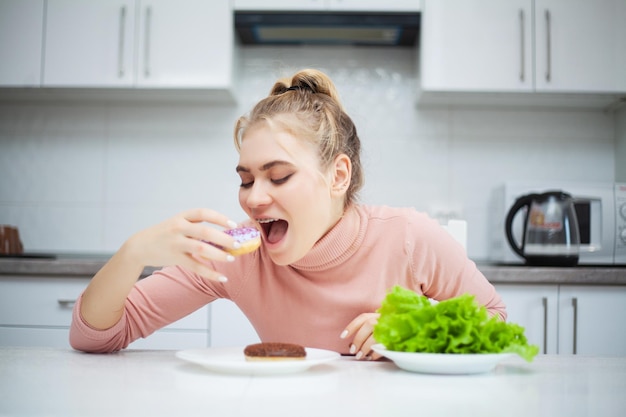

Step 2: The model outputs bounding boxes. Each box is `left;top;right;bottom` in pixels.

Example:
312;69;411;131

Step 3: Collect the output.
330;153;352;198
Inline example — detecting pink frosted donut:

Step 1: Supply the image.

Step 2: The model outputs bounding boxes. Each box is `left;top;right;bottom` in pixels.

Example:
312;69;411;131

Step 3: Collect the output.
223;227;261;256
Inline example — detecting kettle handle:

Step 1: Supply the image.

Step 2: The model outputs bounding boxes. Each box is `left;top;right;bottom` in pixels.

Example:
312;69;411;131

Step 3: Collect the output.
505;194;533;259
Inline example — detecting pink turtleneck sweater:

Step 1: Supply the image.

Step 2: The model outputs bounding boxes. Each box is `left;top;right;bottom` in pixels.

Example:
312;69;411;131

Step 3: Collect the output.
70;205;506;354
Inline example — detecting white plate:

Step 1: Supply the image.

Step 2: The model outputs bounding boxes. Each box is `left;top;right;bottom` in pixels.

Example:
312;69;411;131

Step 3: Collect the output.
175;347;340;376
372;344;514;375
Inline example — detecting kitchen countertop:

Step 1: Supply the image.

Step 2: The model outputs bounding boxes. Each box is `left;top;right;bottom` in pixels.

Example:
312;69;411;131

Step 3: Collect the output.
0;347;624;417
1;255;625;285
0;254;157;278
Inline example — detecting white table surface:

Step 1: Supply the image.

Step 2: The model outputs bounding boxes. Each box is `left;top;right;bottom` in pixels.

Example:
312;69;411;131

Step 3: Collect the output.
0;347;624;417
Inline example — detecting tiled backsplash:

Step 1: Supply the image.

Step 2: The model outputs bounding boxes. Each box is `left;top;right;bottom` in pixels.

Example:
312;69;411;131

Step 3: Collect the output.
0;46;619;260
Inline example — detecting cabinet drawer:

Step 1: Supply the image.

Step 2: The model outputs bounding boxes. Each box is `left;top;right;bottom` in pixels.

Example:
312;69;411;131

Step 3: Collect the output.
0;327;209;349
0;276;209;330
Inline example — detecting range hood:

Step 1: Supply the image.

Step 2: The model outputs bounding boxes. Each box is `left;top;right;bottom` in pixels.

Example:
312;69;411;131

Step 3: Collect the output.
234;11;420;46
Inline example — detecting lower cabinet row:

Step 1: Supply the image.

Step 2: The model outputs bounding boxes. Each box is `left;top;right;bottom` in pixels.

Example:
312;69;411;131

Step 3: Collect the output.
495;284;626;356
2;276;624;355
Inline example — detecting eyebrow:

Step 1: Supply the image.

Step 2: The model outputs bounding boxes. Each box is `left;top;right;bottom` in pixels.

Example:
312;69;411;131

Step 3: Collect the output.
236;160;295;173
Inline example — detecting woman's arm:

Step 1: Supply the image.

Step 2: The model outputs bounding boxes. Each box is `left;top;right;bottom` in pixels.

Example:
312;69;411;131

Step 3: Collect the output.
77;208;239;331
412;214;507;320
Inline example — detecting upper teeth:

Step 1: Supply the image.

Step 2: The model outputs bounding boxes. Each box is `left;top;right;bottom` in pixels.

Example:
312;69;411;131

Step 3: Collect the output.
257;218;278;224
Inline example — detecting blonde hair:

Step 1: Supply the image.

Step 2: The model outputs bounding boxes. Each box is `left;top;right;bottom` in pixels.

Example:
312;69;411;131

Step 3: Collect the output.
234;69;363;208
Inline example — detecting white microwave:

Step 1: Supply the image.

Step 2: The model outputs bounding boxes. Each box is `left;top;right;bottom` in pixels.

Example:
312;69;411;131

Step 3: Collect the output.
489;181;626;265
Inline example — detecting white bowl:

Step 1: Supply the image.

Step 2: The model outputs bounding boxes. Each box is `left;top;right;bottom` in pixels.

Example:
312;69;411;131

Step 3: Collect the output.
372;344;514;375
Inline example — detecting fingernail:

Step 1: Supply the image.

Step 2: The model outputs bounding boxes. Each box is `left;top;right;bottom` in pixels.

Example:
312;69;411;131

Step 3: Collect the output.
218;276;228;282
340;329;348;339
349;344;356;354
355;351;363;360
226;255;235;262
227;220;238;228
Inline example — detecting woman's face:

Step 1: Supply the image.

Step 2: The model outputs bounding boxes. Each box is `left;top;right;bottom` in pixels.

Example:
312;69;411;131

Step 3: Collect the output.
236;121;343;265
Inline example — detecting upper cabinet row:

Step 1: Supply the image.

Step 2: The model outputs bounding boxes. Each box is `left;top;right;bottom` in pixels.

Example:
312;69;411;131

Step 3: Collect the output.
2;0;623;102
420;0;626;96
0;0;233;94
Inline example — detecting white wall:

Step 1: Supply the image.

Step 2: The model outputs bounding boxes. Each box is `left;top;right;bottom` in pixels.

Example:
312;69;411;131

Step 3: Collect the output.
0;46;617;260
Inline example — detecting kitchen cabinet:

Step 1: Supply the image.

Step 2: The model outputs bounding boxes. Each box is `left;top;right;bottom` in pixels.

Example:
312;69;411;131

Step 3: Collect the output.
420;0;626;95
0;0;44;87
233;0;420;12
0;276;210;350
557;285;626;355
134;0;232;88
44;1;136;87
533;0;626;93
495;283;626;355
44;0;233;90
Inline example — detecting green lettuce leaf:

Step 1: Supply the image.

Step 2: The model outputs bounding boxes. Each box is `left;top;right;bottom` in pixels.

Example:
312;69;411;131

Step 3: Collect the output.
373;286;539;362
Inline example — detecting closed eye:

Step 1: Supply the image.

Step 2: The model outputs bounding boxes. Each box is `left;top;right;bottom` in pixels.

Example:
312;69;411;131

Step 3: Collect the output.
272;174;293;185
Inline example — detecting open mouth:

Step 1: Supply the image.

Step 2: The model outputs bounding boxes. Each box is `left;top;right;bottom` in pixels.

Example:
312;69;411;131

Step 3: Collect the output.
257;218;288;244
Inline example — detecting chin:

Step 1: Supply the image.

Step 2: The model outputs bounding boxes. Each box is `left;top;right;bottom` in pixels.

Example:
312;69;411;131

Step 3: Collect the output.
267;249;299;266
266;243;307;266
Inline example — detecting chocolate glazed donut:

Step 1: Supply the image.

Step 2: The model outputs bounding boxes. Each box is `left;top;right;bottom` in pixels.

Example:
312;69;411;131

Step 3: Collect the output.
244;343;307;361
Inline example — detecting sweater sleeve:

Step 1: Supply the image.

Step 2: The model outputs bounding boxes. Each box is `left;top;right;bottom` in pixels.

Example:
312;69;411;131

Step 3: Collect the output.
69;265;224;353
408;213;507;321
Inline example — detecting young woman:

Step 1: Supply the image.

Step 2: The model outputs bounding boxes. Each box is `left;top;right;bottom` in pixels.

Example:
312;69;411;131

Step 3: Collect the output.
70;69;506;360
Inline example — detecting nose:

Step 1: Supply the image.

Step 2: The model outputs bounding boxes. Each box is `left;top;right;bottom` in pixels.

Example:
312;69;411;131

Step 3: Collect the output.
243;181;272;209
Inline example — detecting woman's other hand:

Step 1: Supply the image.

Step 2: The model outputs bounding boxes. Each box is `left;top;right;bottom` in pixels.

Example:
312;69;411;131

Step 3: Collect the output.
340;312;381;360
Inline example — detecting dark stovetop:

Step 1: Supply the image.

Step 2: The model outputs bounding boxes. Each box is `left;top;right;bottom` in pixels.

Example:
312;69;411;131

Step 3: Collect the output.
0;253;57;260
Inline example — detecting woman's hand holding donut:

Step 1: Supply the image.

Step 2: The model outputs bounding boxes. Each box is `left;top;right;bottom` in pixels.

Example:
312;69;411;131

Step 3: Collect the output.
81;208;239;331
340;312;381;361
124;208;240;283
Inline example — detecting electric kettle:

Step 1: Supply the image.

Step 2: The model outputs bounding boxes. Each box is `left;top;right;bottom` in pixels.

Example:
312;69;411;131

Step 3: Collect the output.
505;191;580;266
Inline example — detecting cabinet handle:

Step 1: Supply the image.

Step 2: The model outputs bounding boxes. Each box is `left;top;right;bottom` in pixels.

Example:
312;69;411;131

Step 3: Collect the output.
144;7;152;77
542;297;548;354
118;6;126;77
572;297;578;354
545;9;551;82
57;299;76;308
519;9;525;82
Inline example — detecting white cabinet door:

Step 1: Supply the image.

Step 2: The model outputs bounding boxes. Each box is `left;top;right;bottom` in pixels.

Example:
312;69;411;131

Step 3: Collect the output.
136;0;233;88
558;285;626;356
0;0;44;86
534;0;626;93
420;0;533;92
495;284;559;354
43;0;136;87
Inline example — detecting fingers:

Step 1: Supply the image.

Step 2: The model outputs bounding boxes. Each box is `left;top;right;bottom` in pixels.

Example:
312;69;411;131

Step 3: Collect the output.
178;210;242;253
340;313;380;361
129;208;244;283
182;208;238;229
182;235;235;263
